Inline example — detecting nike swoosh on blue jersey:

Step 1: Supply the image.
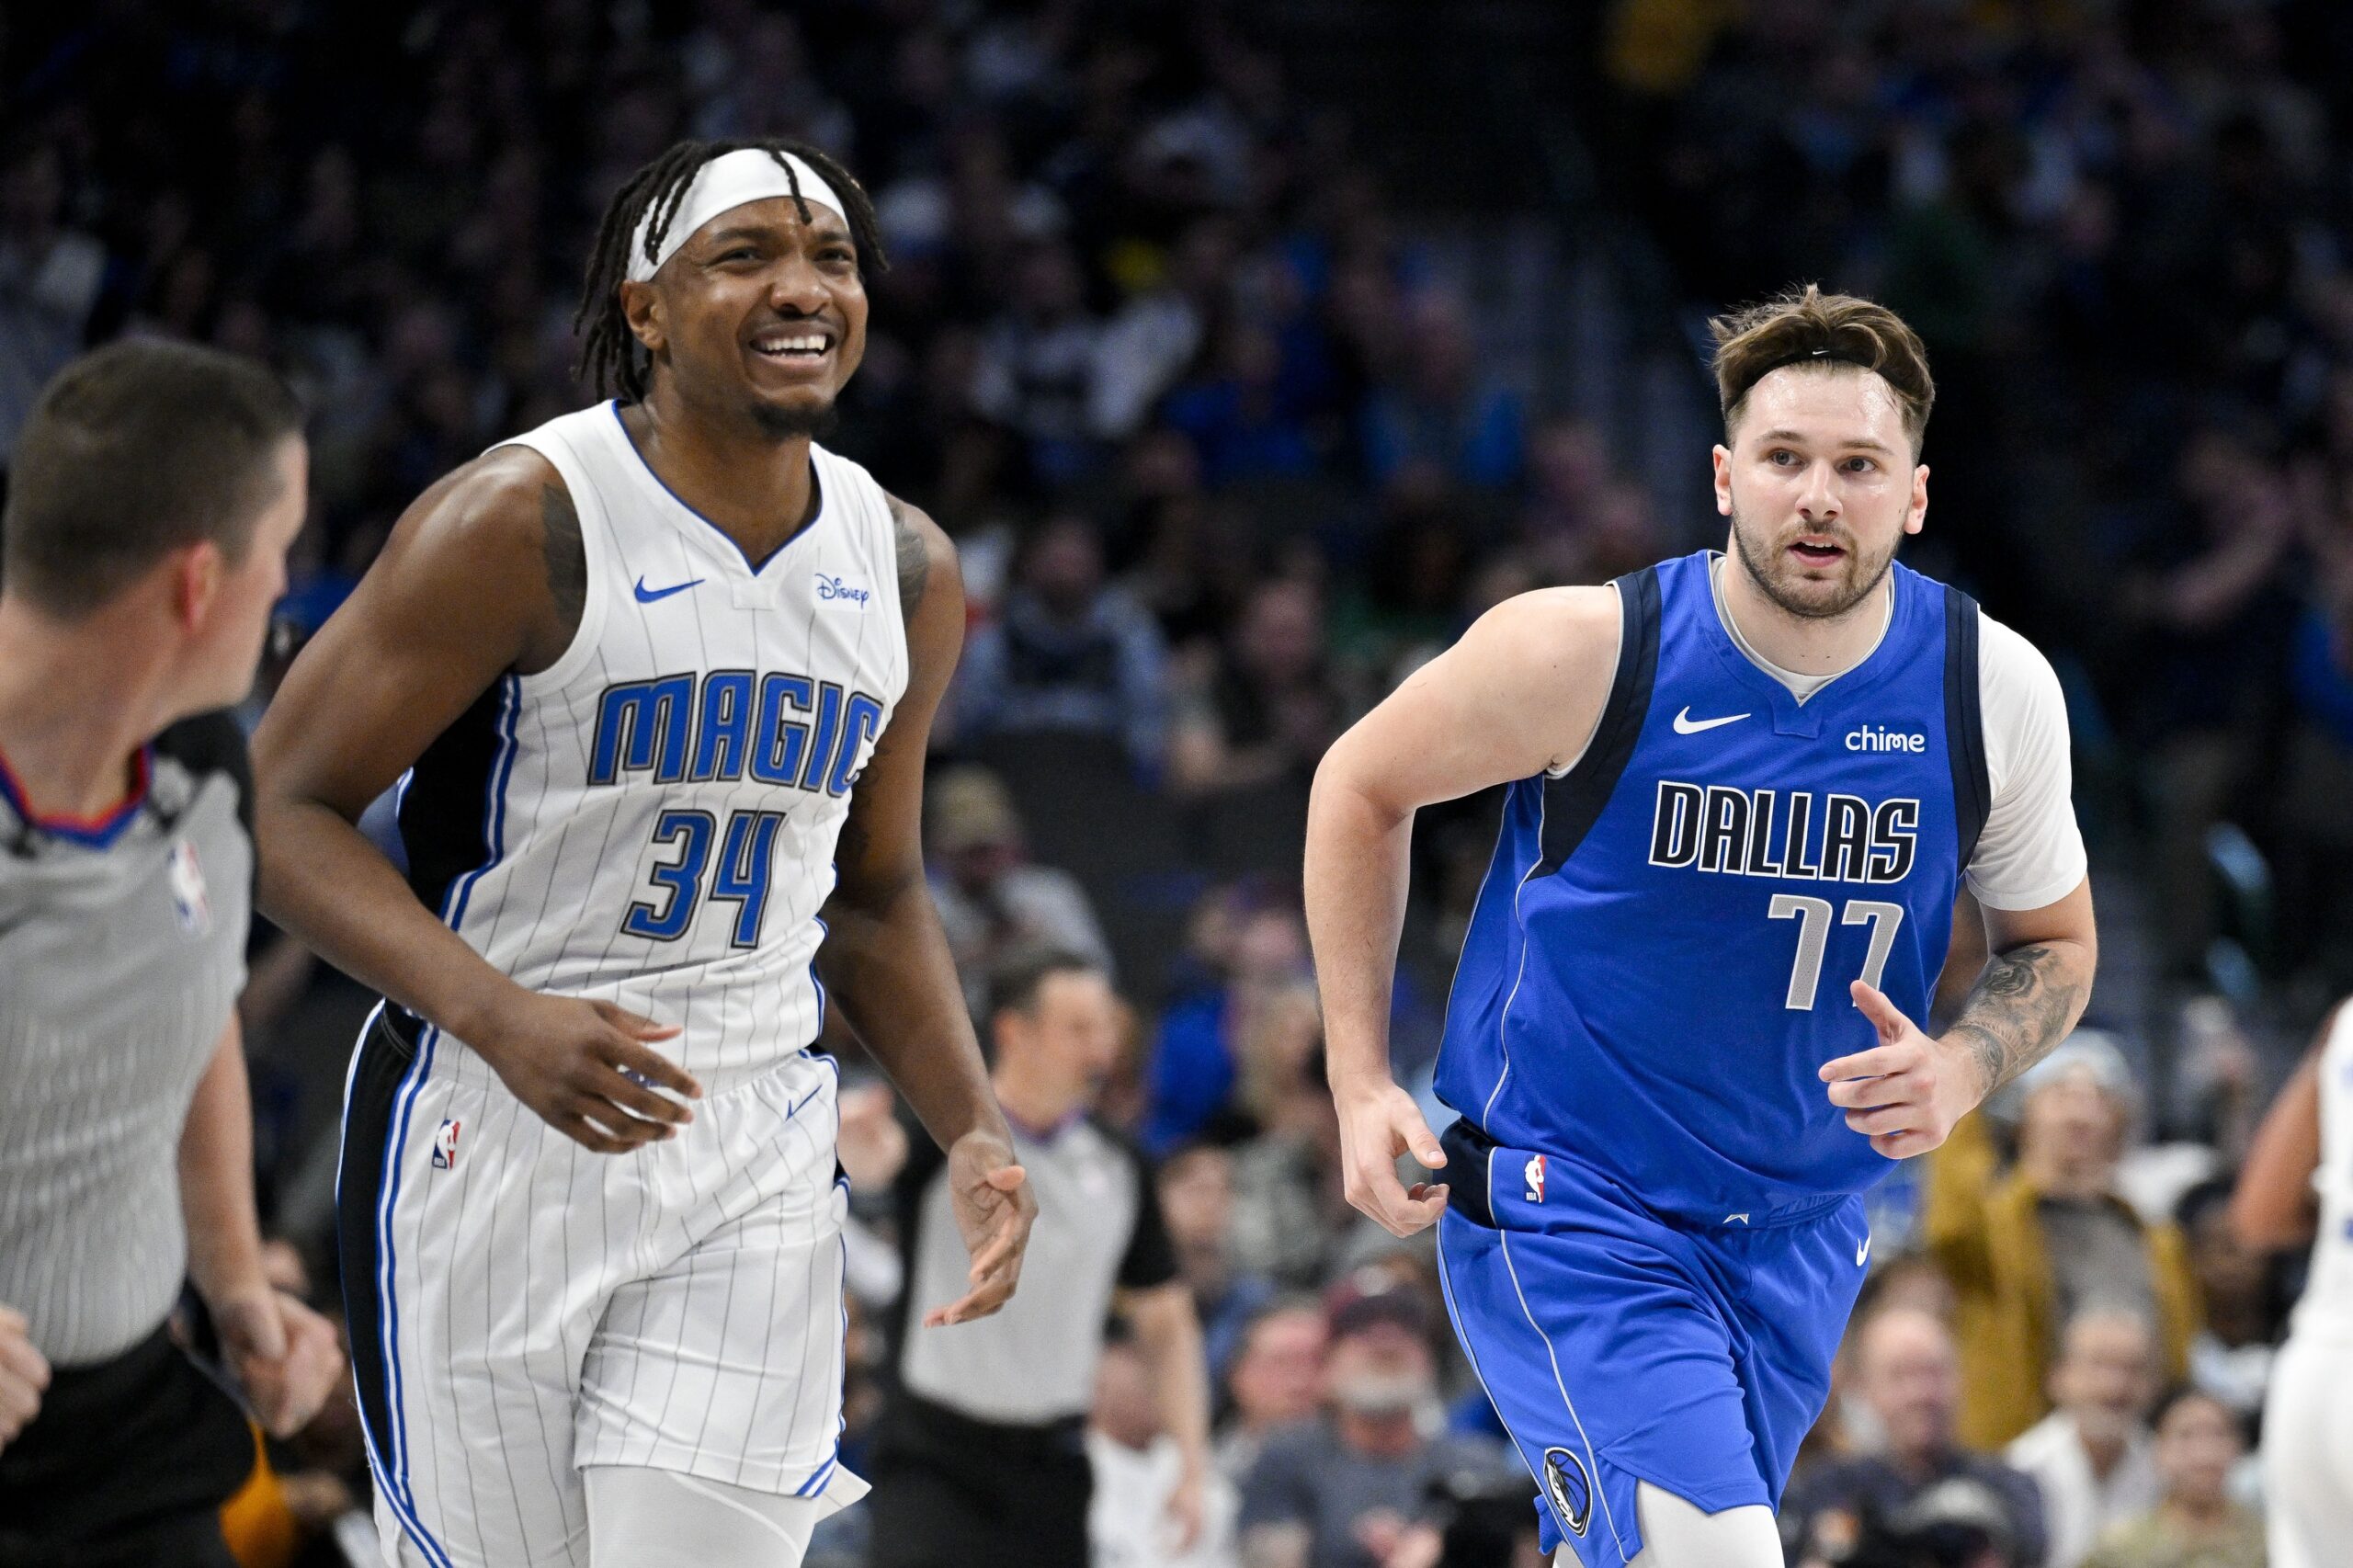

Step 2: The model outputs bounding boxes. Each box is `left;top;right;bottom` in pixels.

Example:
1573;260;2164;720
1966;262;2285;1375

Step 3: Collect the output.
1672;706;1750;734
634;575;704;603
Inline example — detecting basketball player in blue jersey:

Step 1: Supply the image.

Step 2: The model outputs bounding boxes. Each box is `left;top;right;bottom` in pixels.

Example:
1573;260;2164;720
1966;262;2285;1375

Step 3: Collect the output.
1303;286;2097;1568
252;140;1035;1568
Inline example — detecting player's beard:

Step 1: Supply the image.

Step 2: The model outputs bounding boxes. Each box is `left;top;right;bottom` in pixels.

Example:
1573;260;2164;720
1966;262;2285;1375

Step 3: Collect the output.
750;396;841;441
1727;502;1899;622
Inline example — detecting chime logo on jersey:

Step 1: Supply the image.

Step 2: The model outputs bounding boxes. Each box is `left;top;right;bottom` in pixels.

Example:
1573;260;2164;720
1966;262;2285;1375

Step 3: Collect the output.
1524;1153;1547;1204
1542;1447;1592;1538
431;1119;461;1171
166;838;210;936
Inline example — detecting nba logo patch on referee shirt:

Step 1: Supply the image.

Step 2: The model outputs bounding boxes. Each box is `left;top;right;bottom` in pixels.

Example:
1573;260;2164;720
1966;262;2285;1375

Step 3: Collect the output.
1524;1153;1546;1204
167;838;210;935
431;1119;461;1170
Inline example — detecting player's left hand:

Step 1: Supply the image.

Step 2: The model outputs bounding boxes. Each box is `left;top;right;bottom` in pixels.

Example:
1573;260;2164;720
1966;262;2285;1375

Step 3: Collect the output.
213;1286;347;1437
1819;981;1985;1159
923;1129;1037;1327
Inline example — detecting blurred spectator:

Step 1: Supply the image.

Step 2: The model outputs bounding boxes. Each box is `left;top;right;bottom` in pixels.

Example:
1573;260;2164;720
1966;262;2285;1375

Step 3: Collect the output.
1223;986;1358;1289
1163;317;1324;487
1358;292;1524;492
1922;1035;2201;1450
1093;219;1236;442
2169;1181;2284;1424
926;765;1114;1013
1091;1335;1242;1568
2077;1390;2261;1568
1168;580;1347;799
1159;1143;1279;1383
1780;1307;2049;1568
972;240;1107;486
2117;427;2296;981
951;513;1171;771
1144;890;1313;1151
1214;1299;1328;1483
0;143;106;463
2004;1311;2164;1568
1235;1286;1507;1568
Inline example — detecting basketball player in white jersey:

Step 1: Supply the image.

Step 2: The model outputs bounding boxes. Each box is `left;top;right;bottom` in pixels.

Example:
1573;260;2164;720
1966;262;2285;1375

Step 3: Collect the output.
2234;1001;2353;1568
252;140;1038;1568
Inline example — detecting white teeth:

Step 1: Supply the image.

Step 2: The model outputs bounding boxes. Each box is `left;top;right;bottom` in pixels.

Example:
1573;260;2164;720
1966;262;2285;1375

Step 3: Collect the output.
754;335;829;356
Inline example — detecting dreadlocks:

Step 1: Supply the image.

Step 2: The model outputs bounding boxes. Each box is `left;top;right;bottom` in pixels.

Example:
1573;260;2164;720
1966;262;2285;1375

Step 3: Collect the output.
573;138;890;403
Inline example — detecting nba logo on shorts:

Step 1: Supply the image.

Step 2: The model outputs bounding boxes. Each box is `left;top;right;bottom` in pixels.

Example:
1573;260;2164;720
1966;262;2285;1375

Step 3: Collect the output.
1524;1153;1547;1204
166;839;210;935
431;1119;461;1171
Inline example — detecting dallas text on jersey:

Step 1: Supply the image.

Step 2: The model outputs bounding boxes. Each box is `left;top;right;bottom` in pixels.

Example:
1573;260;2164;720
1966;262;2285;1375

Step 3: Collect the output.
1646;779;1920;884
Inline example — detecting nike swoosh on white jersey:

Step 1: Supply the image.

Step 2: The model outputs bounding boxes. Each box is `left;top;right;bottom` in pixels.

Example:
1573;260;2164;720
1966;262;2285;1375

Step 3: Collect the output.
1673;706;1751;734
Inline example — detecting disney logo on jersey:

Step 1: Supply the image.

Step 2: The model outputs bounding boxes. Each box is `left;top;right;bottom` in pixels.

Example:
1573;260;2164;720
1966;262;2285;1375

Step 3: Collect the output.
588;669;887;800
1648;779;1919;884
815;574;870;608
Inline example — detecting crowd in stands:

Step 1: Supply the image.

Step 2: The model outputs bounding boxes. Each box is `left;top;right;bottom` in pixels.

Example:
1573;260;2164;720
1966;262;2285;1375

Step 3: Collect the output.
12;2;2353;1565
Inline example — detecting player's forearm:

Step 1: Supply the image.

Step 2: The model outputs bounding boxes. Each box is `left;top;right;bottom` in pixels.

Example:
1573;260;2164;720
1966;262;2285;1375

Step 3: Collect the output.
1939;935;2096;1101
1133;1290;1212;1474
2232;1042;2324;1250
1303;758;1415;1091
818;875;1008;1153
177;1017;267;1308
255;794;522;1040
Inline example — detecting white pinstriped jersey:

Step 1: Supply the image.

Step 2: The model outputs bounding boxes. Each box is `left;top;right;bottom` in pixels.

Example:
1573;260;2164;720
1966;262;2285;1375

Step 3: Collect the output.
397;401;907;1093
2297;1003;2353;1340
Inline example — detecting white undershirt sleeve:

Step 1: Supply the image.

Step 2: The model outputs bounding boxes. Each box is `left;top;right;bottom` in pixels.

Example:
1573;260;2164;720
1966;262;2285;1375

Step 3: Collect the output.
1965;612;2089;911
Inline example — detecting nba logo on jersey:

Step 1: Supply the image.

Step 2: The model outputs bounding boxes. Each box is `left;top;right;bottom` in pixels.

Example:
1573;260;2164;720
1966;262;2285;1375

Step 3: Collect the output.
431;1119;461;1171
1524;1153;1547;1204
166;839;210;936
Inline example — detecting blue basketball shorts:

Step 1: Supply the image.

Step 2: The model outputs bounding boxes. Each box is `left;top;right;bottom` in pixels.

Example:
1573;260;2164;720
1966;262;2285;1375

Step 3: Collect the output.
1432;1121;1871;1567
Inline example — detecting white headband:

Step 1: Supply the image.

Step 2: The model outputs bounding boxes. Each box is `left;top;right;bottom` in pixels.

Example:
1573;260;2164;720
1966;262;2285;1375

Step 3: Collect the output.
626;148;848;283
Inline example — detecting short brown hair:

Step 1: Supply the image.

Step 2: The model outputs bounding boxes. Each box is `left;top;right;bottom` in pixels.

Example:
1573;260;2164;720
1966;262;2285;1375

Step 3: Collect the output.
1709;285;1934;454
3;339;303;615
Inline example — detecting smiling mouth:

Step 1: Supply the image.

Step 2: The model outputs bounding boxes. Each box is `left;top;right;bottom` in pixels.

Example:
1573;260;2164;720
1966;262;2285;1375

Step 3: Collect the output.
748;330;834;363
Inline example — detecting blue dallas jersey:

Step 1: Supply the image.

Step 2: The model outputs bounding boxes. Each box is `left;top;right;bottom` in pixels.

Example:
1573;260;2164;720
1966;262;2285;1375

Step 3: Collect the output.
1434;549;1989;1221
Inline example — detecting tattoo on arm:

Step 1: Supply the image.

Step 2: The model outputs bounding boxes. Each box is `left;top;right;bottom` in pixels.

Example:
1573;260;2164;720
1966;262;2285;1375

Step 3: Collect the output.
887;494;928;624
1944;942;2089;1098
539;483;587;635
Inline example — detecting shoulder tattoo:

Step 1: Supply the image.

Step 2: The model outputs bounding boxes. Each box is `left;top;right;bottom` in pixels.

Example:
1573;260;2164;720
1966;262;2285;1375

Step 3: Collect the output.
540;483;587;634
886;493;928;625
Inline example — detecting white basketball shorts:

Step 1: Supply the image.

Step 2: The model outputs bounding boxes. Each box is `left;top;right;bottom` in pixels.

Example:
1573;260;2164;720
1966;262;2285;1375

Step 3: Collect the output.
2264;1329;2353;1568
336;1005;865;1568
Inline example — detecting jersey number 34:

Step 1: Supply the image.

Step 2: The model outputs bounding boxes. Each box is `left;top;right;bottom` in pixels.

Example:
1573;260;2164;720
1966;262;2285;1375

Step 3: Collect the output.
623;808;787;947
1768;894;1903;1010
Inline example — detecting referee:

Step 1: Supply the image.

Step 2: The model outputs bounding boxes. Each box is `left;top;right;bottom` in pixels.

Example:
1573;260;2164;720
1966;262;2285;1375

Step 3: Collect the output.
871;948;1211;1568
0;340;342;1568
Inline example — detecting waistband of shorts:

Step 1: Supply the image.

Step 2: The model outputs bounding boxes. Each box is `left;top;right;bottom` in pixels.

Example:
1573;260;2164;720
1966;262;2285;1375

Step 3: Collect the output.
381;1003;824;1100
1438;1118;1854;1232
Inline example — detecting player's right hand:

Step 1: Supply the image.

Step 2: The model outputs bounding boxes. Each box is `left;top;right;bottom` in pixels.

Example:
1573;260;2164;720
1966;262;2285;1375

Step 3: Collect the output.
0;1304;51;1455
472;991;700;1153
924;1128;1036;1326
1335;1079;1449;1236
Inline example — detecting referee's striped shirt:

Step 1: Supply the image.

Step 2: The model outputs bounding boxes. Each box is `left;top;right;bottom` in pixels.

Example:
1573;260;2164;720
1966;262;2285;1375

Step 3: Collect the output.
0;713;252;1366
892;1112;1176;1425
